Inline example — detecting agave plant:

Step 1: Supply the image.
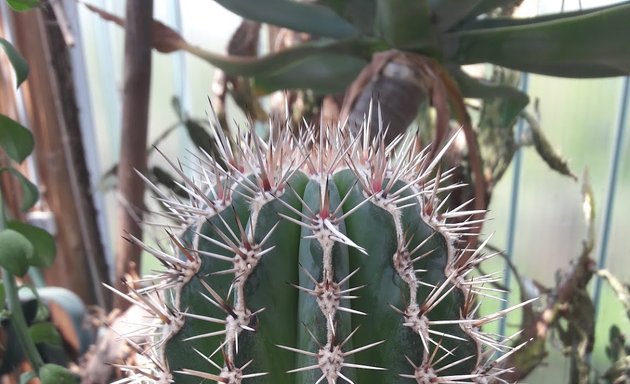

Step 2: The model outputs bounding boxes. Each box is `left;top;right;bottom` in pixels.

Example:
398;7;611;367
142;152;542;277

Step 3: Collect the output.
109;106;532;383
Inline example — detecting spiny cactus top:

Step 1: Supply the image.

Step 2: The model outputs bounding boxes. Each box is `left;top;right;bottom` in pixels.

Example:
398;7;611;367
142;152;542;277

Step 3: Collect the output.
111;108;529;384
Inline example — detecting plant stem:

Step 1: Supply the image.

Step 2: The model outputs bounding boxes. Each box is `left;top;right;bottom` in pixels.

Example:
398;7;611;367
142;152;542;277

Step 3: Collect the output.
2;267;44;372
0;191;44;372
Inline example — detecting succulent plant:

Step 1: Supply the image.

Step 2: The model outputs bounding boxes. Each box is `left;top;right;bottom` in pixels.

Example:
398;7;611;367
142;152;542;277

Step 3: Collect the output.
111;107;530;384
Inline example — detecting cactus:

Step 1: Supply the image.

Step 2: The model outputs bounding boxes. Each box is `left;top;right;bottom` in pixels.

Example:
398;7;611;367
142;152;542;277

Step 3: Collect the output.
111;109;529;384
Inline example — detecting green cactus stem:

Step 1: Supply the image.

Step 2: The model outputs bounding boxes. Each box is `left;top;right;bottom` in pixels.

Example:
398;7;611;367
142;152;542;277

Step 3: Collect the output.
109;105;530;384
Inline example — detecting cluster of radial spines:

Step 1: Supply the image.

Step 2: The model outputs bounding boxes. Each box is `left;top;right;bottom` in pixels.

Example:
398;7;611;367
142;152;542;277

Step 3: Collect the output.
118;105;534;383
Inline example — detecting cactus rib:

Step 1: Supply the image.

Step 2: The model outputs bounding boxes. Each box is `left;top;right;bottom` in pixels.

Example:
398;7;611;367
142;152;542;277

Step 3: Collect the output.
110;106;530;384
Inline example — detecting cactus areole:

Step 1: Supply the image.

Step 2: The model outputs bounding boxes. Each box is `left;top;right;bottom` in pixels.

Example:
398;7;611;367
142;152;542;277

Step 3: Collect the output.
115;109;527;383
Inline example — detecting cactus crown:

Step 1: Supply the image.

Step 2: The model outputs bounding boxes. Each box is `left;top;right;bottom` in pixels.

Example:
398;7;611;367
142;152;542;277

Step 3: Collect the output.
110;106;528;384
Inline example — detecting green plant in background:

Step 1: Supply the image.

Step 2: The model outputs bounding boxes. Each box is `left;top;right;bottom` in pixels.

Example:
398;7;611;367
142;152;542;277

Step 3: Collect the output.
111;109;534;383
0;28;78;384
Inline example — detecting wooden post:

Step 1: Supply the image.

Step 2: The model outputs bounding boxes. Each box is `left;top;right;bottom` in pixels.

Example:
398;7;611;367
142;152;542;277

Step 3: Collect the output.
3;6;112;307
114;1;154;310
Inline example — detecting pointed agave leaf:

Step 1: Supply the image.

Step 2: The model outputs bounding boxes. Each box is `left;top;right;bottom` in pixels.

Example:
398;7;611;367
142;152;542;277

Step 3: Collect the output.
0;168;39;211
254;53;367;94
0;114;34;162
460;0;522;22
7;221;56;268
446;3;630;77
0;229;33;277
0;38;29;88
428;0;485;32
213;0;358;38
375;0;436;50
449;66;529;126
461;1;630;30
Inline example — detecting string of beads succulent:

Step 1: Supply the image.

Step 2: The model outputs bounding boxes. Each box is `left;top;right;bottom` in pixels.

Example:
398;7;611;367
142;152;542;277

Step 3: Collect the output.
109;106;531;384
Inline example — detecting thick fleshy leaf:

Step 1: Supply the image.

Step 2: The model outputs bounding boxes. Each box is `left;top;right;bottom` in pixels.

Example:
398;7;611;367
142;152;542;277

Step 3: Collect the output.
6;0;39;12
0;168;39;211
315;0;377;34
253;54;366;94
462;2;630;30
445;3;630;77
0;229;33;277
0;114;34;162
29;322;62;346
7;221;56;268
213;0;358;38
375;0;436;50
185;38;375;78
461;0;521;22
428;0;484;31
0;38;29;88
450;66;529;125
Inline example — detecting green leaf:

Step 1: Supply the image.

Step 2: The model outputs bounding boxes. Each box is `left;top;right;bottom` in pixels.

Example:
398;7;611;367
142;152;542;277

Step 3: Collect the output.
184;120;214;155
185;38;375;78
0;114;34;162
429;0;484;31
0;168;39;211
213;0;358;38
254;54;366;94
375;0;436;50
6;0;39;12
461;0;521;22
28;322;61;346
0;38;29;88
7;221;55;268
315;0;377;34
0;229;34;277
38;364;78;384
446;3;630;77
450;66;529;125
462;2;630;30
19;371;37;384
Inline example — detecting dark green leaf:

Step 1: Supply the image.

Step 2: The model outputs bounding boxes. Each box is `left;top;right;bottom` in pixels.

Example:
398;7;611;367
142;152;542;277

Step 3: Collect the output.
315;0;377;34
28;322;62;346
150;166;188;198
254;54;366;94
184;120;214;155
6;0;39;12
0;38;29;88
461;2;630;30
375;0;436;50
38;364;78;384
213;0;358;38
450;66;529;126
7;221;56;268
461;0;522;22
171;96;184;120
446;3;630;77
19;371;37;384
0;114;34;162
0;168;39;211
429;0;484;31
185;38;376;78
0;229;34;277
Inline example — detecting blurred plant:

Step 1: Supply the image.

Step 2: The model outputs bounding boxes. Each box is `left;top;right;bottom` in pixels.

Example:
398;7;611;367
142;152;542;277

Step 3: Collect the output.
0;14;82;382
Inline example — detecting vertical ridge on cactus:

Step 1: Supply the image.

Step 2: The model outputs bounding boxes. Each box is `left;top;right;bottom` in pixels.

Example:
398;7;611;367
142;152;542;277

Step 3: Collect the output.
110;105;530;384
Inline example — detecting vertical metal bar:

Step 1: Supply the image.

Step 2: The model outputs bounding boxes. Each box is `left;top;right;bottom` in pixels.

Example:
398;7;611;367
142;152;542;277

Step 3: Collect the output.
592;76;629;313
498;73;529;337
